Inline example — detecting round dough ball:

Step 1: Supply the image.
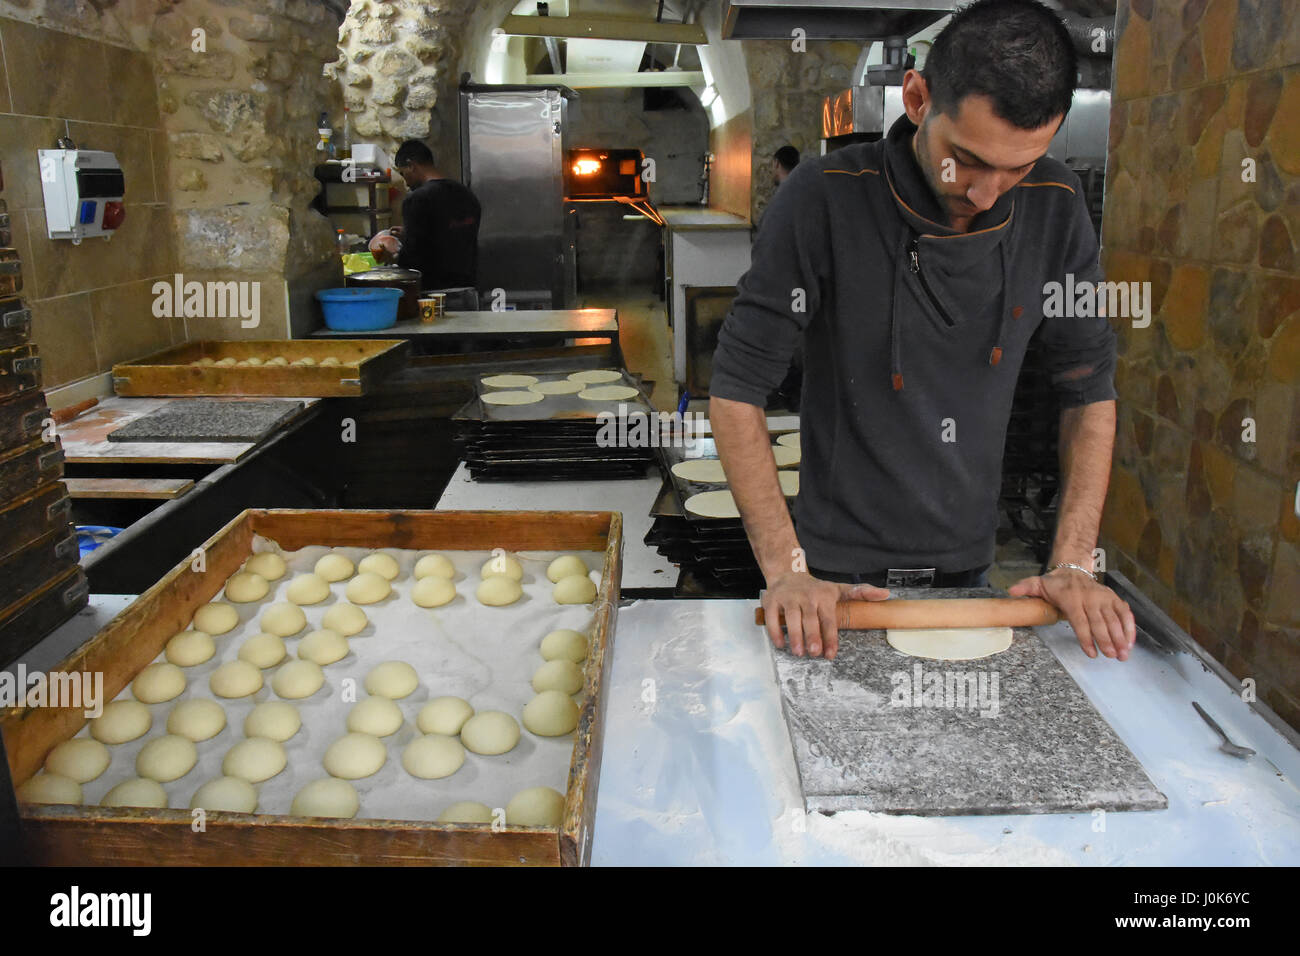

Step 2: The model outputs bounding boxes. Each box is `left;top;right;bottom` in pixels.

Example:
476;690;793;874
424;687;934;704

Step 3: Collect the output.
244;701;301;742
319;356;341;367
522;690;580;737
244;551;287;581
358;552;400;581
286;572;331;605
438;801;494;824
480;553;523;581
244;357;264;367
101;778;168;809
272;659;325;700
136;734;198;782
298;628;349;665
291;778;359;818
345;571;391;605
506;786;566;827
209;659;264;698
314;552;355;582
347;696;404;737
364;661;418;699
476;576;523;607
166;698;227;742
190;776;257;813
133;662;187;704
224;570;269;603
192;602;239;636
417;697;473;736
194;357;216;367
260;602;307;637
222;737;286;783
546;555;589;583
411;576;456;608
238;632;286;668
540;629;588;663
45;738;110;783
553;573;597;605
90;700;151;745
322;603;368;637
215;357;237;367
460;711;520;756
413;553;455;580
266;356;288;367
18;773;82;805
402;735;465;779
323;733;387;779
165;629;215;667
532;659;584;695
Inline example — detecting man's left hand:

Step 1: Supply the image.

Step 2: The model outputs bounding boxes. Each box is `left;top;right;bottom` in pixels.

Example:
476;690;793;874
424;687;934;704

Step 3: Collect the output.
1008;568;1136;660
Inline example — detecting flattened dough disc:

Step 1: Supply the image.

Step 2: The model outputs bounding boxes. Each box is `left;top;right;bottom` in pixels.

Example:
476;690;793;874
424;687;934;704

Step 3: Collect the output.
886;627;1013;661
578;384;639;401
778;470;799;496
532;379;584;395
567;369;623;384
482;390;545;406
671;458;727;483
684;489;740;519
776;432;800;449
482;373;538;388
772;445;800;467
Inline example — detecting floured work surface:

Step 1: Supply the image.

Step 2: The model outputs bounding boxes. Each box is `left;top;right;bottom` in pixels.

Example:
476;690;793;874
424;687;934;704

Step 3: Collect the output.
774;589;1168;815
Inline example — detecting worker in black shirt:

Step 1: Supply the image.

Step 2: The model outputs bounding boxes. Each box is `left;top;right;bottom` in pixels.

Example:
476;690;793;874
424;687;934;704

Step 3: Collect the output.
369;140;481;290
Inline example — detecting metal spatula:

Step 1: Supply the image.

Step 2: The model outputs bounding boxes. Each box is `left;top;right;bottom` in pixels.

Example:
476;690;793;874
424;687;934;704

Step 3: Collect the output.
1192;702;1255;758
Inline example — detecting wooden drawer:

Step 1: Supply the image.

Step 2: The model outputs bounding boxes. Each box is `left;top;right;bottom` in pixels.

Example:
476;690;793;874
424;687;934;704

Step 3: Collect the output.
0;248;19;296
0;481;73;563
0;387;49;454
0;436;63;501
0;525;79;611
0;565;88;668
0;343;40;399
0;297;31;350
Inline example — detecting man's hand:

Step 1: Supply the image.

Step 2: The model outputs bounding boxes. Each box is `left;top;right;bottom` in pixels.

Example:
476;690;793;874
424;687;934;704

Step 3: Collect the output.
763;572;890;660
1008;568;1136;660
368;233;400;262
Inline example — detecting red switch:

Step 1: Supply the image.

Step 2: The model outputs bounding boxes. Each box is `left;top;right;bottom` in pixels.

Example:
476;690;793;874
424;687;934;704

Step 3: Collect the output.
102;201;125;230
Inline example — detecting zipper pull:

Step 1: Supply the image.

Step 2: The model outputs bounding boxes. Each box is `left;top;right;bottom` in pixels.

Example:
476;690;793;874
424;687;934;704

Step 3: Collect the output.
908;238;920;273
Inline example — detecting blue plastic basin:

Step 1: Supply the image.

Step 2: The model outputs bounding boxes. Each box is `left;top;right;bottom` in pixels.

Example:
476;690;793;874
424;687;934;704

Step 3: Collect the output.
316;287;402;331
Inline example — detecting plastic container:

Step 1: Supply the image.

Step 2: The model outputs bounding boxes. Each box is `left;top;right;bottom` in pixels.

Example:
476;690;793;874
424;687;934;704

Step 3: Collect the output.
315;287;402;331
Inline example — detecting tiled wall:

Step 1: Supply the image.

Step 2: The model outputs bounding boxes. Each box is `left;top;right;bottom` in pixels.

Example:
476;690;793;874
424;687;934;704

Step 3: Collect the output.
0;17;182;388
1100;0;1300;729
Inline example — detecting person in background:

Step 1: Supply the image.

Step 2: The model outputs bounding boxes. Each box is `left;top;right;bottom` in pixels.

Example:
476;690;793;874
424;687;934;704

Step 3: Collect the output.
369;140;481;290
772;145;800;188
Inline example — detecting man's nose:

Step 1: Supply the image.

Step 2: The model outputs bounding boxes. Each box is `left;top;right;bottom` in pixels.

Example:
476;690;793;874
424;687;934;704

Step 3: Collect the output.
966;175;1001;210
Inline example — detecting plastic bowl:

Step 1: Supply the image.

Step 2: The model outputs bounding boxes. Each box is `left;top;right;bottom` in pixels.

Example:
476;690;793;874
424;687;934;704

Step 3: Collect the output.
316;287;402;331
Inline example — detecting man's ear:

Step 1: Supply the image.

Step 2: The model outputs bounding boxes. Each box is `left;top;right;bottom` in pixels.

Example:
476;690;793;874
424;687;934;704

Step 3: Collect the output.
900;68;930;125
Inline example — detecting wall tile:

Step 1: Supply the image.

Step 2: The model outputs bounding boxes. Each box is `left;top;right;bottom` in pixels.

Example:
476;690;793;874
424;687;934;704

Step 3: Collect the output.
89;276;181;368
107;49;160;128
0;25;10;114
1;19;110;122
0;114;66;212
27;292;98;386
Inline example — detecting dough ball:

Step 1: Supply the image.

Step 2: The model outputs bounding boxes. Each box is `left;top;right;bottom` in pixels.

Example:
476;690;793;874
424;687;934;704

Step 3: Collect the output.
291;778;359;818
358;552;400;581
411;575;456;608
101;778;168;809
319;356;341;367
505;786;566;827
222;737;287;783
364;660;418;699
272;659;325;700
244;551;287;581
553;573;597;605
44;738;110;783
532;659;584;695
345;571;391;605
238;632;286;668
133;662;187;704
286;572;331;605
476;576;523;607
166;698;227;742
413;553;455;580
540;629;588;663
460;711;520;756
194;357;216;367
190;776;257;813
244;701;301;742
480;553;523;581
417;697;474;736
438;801;494;824
209;659;264;698
244;357;264;367
224;570;269;603
136;734;198;782
546;555;589;583
18;773;82;805
402;735;465;780
323;732;387;779
266;356;288;366
522;690;580;737
90;700;151;745
215;357;237;367
347;696;404;737
192;602;239;636
314;552;355;582
298;627;349;665
292;356;316;366
260;602;307;637
322;602;369;636
165;629;215;667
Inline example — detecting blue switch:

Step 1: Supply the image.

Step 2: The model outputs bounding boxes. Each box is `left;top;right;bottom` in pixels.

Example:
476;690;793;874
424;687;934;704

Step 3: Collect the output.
79;200;96;225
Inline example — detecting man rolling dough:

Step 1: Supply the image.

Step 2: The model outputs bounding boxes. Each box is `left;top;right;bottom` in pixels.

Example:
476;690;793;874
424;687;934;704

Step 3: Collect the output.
709;0;1136;662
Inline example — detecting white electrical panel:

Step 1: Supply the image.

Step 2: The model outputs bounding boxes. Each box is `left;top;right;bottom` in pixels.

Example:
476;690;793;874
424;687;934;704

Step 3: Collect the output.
38;149;126;242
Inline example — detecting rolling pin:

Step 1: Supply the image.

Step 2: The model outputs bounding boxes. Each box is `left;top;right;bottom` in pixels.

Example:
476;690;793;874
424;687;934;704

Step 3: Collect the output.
754;597;1059;630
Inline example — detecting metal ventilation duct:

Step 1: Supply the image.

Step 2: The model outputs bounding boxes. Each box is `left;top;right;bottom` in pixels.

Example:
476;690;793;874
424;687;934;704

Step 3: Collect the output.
721;0;952;40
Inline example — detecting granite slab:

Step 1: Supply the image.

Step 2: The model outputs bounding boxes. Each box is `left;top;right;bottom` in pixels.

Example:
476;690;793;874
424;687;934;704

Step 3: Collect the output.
106;399;303;443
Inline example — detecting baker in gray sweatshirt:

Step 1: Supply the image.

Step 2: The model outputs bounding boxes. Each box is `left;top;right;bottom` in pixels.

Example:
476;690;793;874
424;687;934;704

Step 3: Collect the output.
710;0;1136;662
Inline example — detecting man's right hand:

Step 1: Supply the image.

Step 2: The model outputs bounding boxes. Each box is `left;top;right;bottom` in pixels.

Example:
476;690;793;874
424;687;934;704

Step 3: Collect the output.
368;233;400;262
762;572;890;660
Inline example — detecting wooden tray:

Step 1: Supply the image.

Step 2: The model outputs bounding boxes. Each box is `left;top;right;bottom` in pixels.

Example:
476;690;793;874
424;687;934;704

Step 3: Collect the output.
3;508;624;867
0;387;48;454
0;525;79;612
0;565;88;668
0;343;40;399
111;340;410;398
0;296;30;350
0;436;63;501
0;481;72;563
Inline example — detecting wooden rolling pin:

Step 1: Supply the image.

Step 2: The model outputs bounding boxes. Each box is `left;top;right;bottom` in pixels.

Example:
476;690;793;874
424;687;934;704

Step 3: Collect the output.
754;597;1059;630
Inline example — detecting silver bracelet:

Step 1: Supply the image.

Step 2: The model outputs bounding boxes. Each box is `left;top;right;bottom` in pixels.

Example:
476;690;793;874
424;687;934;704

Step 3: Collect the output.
1049;562;1097;582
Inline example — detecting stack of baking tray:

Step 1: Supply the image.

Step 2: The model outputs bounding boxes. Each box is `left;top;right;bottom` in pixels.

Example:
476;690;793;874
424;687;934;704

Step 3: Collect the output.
453;369;659;482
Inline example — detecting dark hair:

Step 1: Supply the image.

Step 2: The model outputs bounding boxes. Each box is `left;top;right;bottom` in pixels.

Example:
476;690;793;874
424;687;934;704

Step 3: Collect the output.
394;140;435;168
923;0;1077;130
774;145;800;171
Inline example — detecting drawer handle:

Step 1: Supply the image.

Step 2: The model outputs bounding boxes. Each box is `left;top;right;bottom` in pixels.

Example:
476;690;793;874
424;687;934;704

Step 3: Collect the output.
3;308;30;330
55;535;79;561
0;261;20;275
38;448;64;470
21;409;45;431
46;497;72;521
11;355;40;374
62;577;89;606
